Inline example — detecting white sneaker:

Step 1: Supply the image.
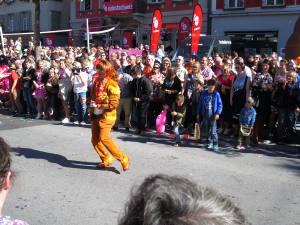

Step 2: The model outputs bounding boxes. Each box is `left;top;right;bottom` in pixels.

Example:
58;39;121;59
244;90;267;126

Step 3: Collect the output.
35;113;41;119
80;121;87;126
223;128;231;135
61;117;70;124
73;121;79;125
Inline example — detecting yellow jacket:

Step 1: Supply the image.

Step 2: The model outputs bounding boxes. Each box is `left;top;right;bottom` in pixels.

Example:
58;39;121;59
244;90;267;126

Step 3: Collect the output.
103;79;120;122
90;78;121;124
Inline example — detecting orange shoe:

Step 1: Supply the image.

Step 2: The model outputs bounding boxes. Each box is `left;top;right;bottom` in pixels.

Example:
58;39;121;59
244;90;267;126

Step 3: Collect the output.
97;155;115;168
120;155;129;171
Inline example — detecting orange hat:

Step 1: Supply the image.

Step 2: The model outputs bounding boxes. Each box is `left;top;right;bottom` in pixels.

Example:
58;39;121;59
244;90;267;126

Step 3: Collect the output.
296;56;300;64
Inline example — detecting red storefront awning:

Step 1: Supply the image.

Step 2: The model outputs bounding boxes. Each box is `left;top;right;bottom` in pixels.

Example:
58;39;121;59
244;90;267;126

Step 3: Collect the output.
163;23;179;29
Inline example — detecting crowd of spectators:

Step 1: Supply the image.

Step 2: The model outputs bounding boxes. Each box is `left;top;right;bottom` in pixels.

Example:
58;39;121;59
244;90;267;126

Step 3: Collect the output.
0;38;299;149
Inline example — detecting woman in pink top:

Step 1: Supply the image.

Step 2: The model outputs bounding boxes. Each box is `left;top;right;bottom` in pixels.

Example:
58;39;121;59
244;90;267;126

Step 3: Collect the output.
33;61;48;119
0;56;10;106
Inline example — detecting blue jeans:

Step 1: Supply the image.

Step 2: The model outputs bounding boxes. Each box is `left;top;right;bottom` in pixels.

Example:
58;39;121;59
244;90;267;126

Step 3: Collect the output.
74;92;88;123
23;87;36;114
174;125;183;143
277;108;296;140
203;117;218;145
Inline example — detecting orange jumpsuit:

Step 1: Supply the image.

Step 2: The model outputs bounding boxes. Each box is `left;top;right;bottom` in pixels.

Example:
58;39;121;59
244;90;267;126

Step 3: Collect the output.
90;78;129;171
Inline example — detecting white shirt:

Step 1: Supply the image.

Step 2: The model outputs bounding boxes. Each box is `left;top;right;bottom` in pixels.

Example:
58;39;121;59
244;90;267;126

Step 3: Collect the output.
72;71;88;93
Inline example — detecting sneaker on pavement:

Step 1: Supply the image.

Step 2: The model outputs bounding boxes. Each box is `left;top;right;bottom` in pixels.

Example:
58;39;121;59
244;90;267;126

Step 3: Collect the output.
35;113;41;120
80;121;87;126
206;143;214;150
61;118;70;124
73;121;79;125
213;145;221;153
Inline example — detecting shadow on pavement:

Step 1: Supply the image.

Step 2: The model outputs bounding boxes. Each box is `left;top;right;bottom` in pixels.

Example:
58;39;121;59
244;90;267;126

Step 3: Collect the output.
12;147;121;174
275;159;300;177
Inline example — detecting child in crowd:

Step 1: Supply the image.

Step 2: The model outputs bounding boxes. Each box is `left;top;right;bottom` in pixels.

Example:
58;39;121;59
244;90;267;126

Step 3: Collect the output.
198;79;223;152
171;94;186;147
191;79;204;129
236;97;256;150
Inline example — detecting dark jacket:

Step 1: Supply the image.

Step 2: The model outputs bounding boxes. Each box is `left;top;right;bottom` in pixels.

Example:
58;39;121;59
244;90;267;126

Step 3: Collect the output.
21;68;36;89
162;76;182;104
132;76;153;102
272;84;300;110
171;103;186;126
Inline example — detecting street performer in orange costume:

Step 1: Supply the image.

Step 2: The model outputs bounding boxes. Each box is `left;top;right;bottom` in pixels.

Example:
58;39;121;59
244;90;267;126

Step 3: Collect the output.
90;59;129;171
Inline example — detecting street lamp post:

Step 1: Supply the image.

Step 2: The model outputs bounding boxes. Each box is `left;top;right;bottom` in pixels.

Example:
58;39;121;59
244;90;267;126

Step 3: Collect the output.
0;25;6;56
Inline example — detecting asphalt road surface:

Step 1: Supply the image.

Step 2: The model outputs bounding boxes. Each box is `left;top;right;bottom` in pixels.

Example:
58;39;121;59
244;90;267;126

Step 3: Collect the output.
0;113;299;225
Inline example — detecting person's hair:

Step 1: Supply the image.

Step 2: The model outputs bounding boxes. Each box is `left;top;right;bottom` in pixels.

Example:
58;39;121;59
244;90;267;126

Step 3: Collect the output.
119;174;249;225
132;64;142;76
207;78;217;86
287;71;297;83
166;67;176;78
247;97;255;105
0;138;11;190
193;61;201;74
262;59;270;66
176;94;185;104
232;51;239;58
234;57;245;70
194;79;204;86
223;65;231;75
95;59;118;80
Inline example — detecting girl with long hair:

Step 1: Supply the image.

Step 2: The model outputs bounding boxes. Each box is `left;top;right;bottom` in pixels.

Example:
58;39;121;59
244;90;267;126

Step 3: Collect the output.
90;60;129;171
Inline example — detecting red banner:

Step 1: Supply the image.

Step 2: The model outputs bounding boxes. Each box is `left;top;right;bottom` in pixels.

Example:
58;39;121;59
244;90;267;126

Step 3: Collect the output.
67;31;73;47
178;17;191;46
123;31;133;49
191;3;203;55
104;0;133;15
150;9;162;53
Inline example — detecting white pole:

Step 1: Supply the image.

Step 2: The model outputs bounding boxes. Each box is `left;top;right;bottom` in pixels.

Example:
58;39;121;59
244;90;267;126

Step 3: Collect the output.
0;25;6;56
86;18;90;53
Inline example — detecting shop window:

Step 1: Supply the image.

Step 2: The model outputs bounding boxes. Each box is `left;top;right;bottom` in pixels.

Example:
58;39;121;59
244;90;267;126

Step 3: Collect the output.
262;0;285;6
7;14;14;33
51;11;61;30
80;0;92;11
19;11;31;32
225;0;244;8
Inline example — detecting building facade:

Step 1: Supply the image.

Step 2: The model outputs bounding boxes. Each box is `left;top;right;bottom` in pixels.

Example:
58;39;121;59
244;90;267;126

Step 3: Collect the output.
211;0;300;58
0;0;70;45
70;0;208;50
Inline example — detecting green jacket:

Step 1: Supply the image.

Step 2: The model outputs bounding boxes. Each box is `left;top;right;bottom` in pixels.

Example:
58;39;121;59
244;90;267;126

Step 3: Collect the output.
172;103;186;126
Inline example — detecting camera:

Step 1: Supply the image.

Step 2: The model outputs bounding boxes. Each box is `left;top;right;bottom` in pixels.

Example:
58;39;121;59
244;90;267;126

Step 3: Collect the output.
72;68;80;75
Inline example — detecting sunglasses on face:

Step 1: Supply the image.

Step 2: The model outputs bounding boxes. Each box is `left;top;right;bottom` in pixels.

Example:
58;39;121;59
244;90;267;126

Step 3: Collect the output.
154;67;160;69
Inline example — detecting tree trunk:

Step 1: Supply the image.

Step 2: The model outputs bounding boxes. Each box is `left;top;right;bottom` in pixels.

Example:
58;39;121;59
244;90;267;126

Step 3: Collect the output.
33;0;41;60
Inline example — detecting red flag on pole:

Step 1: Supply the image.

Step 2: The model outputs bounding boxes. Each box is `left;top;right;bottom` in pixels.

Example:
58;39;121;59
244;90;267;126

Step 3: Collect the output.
150;9;162;53
178;17;191;46
191;3;203;55
123;31;133;49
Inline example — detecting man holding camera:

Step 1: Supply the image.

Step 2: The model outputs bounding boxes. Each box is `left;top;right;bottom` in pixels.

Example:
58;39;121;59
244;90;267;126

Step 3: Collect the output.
71;62;89;125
